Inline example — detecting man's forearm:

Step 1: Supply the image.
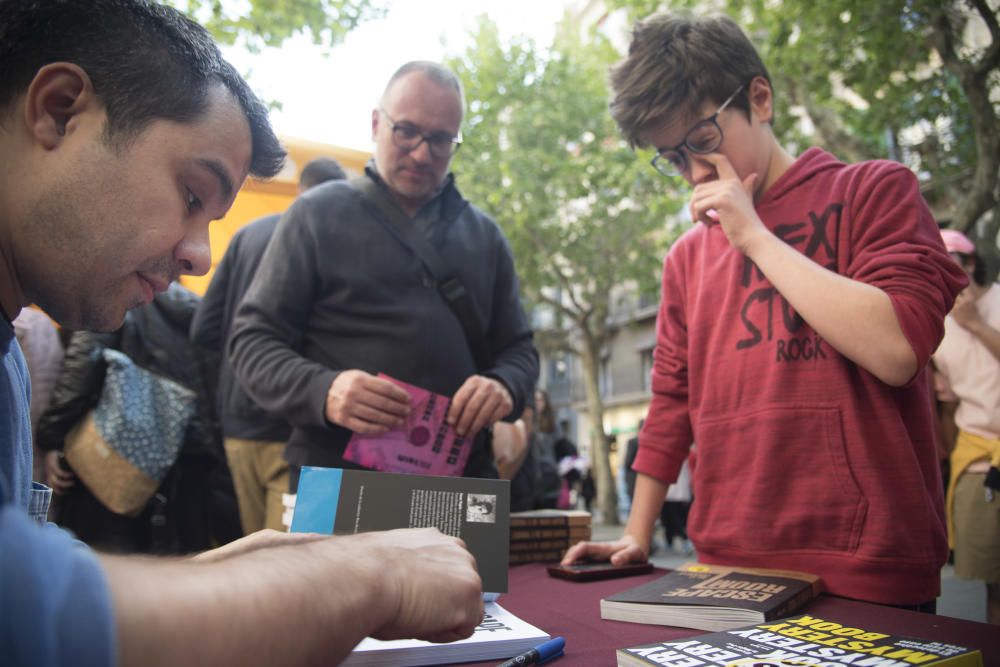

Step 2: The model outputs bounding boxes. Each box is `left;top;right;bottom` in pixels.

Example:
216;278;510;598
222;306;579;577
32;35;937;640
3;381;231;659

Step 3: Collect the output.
104;540;382;667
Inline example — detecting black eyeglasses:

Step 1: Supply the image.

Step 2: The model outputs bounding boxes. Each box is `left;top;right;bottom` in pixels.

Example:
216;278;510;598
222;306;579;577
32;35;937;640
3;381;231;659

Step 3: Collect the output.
380;108;462;158
650;85;744;177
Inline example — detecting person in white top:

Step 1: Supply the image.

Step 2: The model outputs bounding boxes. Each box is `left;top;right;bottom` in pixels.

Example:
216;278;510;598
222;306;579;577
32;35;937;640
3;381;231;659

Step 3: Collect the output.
932;228;1000;625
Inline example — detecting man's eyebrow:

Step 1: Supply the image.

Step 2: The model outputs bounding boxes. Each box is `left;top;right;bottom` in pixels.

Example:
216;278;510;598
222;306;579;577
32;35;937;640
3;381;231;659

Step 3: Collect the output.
197;158;235;203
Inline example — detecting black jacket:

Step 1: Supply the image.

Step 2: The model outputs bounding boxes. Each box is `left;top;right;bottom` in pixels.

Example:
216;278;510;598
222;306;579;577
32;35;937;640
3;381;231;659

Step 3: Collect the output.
190;213;292;442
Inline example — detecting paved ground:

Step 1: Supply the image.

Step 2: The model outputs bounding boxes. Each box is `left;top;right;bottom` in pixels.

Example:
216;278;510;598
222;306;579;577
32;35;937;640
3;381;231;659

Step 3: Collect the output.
589;522;986;623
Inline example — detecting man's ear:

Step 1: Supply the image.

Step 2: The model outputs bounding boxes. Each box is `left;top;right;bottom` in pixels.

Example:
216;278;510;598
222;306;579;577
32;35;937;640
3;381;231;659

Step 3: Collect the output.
23;62;96;149
747;75;774;126
371;107;380;141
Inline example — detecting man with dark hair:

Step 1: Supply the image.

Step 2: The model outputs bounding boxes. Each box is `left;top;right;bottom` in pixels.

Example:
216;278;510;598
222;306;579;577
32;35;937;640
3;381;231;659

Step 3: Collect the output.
229;61;538;488
933;228;1000;624
298;156;348;190
0;3;483;665
564;11;967;611
192;157;349;534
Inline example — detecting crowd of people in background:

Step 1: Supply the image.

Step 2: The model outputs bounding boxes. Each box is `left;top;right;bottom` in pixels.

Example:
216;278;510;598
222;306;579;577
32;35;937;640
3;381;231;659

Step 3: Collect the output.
2;2;999;665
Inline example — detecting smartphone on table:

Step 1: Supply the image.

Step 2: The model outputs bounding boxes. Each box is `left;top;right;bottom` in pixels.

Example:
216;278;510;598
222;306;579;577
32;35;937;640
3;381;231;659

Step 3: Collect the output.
546;561;654;582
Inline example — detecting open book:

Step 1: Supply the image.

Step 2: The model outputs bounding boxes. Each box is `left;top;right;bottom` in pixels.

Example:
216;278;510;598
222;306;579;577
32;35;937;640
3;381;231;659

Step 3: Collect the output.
601;562;822;631
342;602;549;667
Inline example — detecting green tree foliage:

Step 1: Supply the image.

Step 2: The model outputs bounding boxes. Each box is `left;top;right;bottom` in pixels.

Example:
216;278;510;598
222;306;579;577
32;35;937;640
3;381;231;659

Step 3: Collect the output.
609;0;1000;264
448;18;685;523
168;0;385;52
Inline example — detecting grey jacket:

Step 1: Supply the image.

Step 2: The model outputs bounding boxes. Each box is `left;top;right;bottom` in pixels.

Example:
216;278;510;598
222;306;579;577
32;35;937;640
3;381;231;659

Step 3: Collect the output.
228;164;538;475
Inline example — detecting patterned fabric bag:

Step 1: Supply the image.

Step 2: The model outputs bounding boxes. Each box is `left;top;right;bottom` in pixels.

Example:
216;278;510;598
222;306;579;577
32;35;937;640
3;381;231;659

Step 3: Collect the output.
64;349;196;516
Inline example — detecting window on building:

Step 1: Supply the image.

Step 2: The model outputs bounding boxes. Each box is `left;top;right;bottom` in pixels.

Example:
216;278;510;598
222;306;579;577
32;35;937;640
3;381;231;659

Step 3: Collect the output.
640;347;654;393
599;353;612;398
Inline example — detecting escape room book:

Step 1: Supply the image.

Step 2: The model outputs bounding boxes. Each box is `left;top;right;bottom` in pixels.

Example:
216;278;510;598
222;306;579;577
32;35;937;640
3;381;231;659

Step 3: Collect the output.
601;562;822;631
290;466;510;592
617;613;983;667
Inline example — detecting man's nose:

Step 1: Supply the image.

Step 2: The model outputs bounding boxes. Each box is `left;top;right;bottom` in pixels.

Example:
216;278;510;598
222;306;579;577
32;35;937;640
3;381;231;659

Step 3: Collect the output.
175;220;211;276
409;138;434;163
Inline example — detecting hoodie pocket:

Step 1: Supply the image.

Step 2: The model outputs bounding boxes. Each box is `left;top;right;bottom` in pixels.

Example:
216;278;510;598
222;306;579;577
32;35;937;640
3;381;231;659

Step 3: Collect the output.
690;404;867;554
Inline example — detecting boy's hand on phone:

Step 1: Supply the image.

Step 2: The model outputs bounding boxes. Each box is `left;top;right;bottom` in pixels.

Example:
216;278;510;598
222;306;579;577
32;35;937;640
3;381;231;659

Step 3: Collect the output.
560;533;648;567
547;561;654;581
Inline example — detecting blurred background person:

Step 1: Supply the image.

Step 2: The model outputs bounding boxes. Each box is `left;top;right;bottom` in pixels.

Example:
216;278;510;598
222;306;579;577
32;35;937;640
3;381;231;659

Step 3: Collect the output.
530;389;561;509
493;402;536;512
191;157;347;535
932;228;1000;625
37;284;238;554
13;308;65;481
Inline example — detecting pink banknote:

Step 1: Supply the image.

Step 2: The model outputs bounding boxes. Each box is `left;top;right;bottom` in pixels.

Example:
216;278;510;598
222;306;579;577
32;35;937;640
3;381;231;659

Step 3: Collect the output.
343;374;472;476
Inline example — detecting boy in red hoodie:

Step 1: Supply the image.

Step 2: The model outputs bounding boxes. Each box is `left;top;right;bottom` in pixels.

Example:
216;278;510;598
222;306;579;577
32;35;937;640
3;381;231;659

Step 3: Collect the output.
563;11;967;609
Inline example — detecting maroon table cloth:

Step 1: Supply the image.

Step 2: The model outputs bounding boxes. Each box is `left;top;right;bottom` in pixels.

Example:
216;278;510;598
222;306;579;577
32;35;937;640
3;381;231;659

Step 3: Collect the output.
458;564;1000;666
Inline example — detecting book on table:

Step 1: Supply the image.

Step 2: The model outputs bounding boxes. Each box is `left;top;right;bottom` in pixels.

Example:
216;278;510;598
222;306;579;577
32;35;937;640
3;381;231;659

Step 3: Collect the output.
508;509;592;563
342;601;549;667
617;613;983;667
290;465;510;592
510;509;591;527
601;562;823;631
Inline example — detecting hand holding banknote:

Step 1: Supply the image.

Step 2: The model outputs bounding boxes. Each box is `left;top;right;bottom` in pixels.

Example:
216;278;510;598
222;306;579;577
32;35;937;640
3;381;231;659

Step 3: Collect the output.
325;370;411;434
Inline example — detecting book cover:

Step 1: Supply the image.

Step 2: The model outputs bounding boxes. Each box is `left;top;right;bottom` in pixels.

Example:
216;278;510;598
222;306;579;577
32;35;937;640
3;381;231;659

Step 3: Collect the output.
510;509;592;527
510;549;566;564
602;563;822;631
290;466;510;592
343;374;471;476
510;539;578;553
343;601;549;667
510;526;591;541
617;613;983;667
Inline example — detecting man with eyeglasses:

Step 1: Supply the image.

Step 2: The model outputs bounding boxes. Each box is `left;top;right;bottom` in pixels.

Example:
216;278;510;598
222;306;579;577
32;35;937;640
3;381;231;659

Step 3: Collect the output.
563;12;967;612
230;61;538;488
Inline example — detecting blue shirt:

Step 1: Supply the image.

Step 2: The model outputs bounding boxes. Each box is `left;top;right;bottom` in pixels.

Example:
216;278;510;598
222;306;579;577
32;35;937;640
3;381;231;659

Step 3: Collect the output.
1;319;116;666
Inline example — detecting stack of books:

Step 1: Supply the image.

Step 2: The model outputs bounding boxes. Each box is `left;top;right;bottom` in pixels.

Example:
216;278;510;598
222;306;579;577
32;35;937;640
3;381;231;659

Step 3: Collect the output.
616;613;983;666
509;509;592;563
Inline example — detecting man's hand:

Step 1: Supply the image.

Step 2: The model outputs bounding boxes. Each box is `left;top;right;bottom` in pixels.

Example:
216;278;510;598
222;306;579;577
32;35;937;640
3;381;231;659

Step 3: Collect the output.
689;153;764;255
44;450;75;494
325;370;411;434
364;528;484;643
561;533;649;567
447;375;512;438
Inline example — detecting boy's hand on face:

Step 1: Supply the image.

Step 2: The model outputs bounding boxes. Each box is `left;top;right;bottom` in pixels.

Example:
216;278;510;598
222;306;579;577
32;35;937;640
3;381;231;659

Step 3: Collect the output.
689;153;766;255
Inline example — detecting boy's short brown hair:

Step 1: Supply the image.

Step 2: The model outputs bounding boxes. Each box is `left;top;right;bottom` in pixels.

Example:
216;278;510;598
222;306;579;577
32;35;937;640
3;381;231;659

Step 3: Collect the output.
609;12;772;148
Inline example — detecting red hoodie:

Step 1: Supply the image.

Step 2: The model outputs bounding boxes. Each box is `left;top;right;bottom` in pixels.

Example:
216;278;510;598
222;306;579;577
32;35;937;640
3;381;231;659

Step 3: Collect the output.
634;148;968;605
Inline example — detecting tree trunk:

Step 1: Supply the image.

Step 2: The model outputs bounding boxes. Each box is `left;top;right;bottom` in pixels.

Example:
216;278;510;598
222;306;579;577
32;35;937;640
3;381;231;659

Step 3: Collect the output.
578;337;619;525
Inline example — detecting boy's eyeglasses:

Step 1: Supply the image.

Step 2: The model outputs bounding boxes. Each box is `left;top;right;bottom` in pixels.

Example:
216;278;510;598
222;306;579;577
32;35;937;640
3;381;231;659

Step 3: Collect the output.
380;108;462;158
650;85;744;178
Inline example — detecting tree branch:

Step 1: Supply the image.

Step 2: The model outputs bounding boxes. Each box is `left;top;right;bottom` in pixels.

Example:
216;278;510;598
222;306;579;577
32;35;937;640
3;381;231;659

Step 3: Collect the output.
968;0;1000;74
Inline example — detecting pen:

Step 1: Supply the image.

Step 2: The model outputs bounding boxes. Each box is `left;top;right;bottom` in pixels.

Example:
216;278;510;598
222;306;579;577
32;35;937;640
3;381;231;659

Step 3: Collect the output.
496;636;565;667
